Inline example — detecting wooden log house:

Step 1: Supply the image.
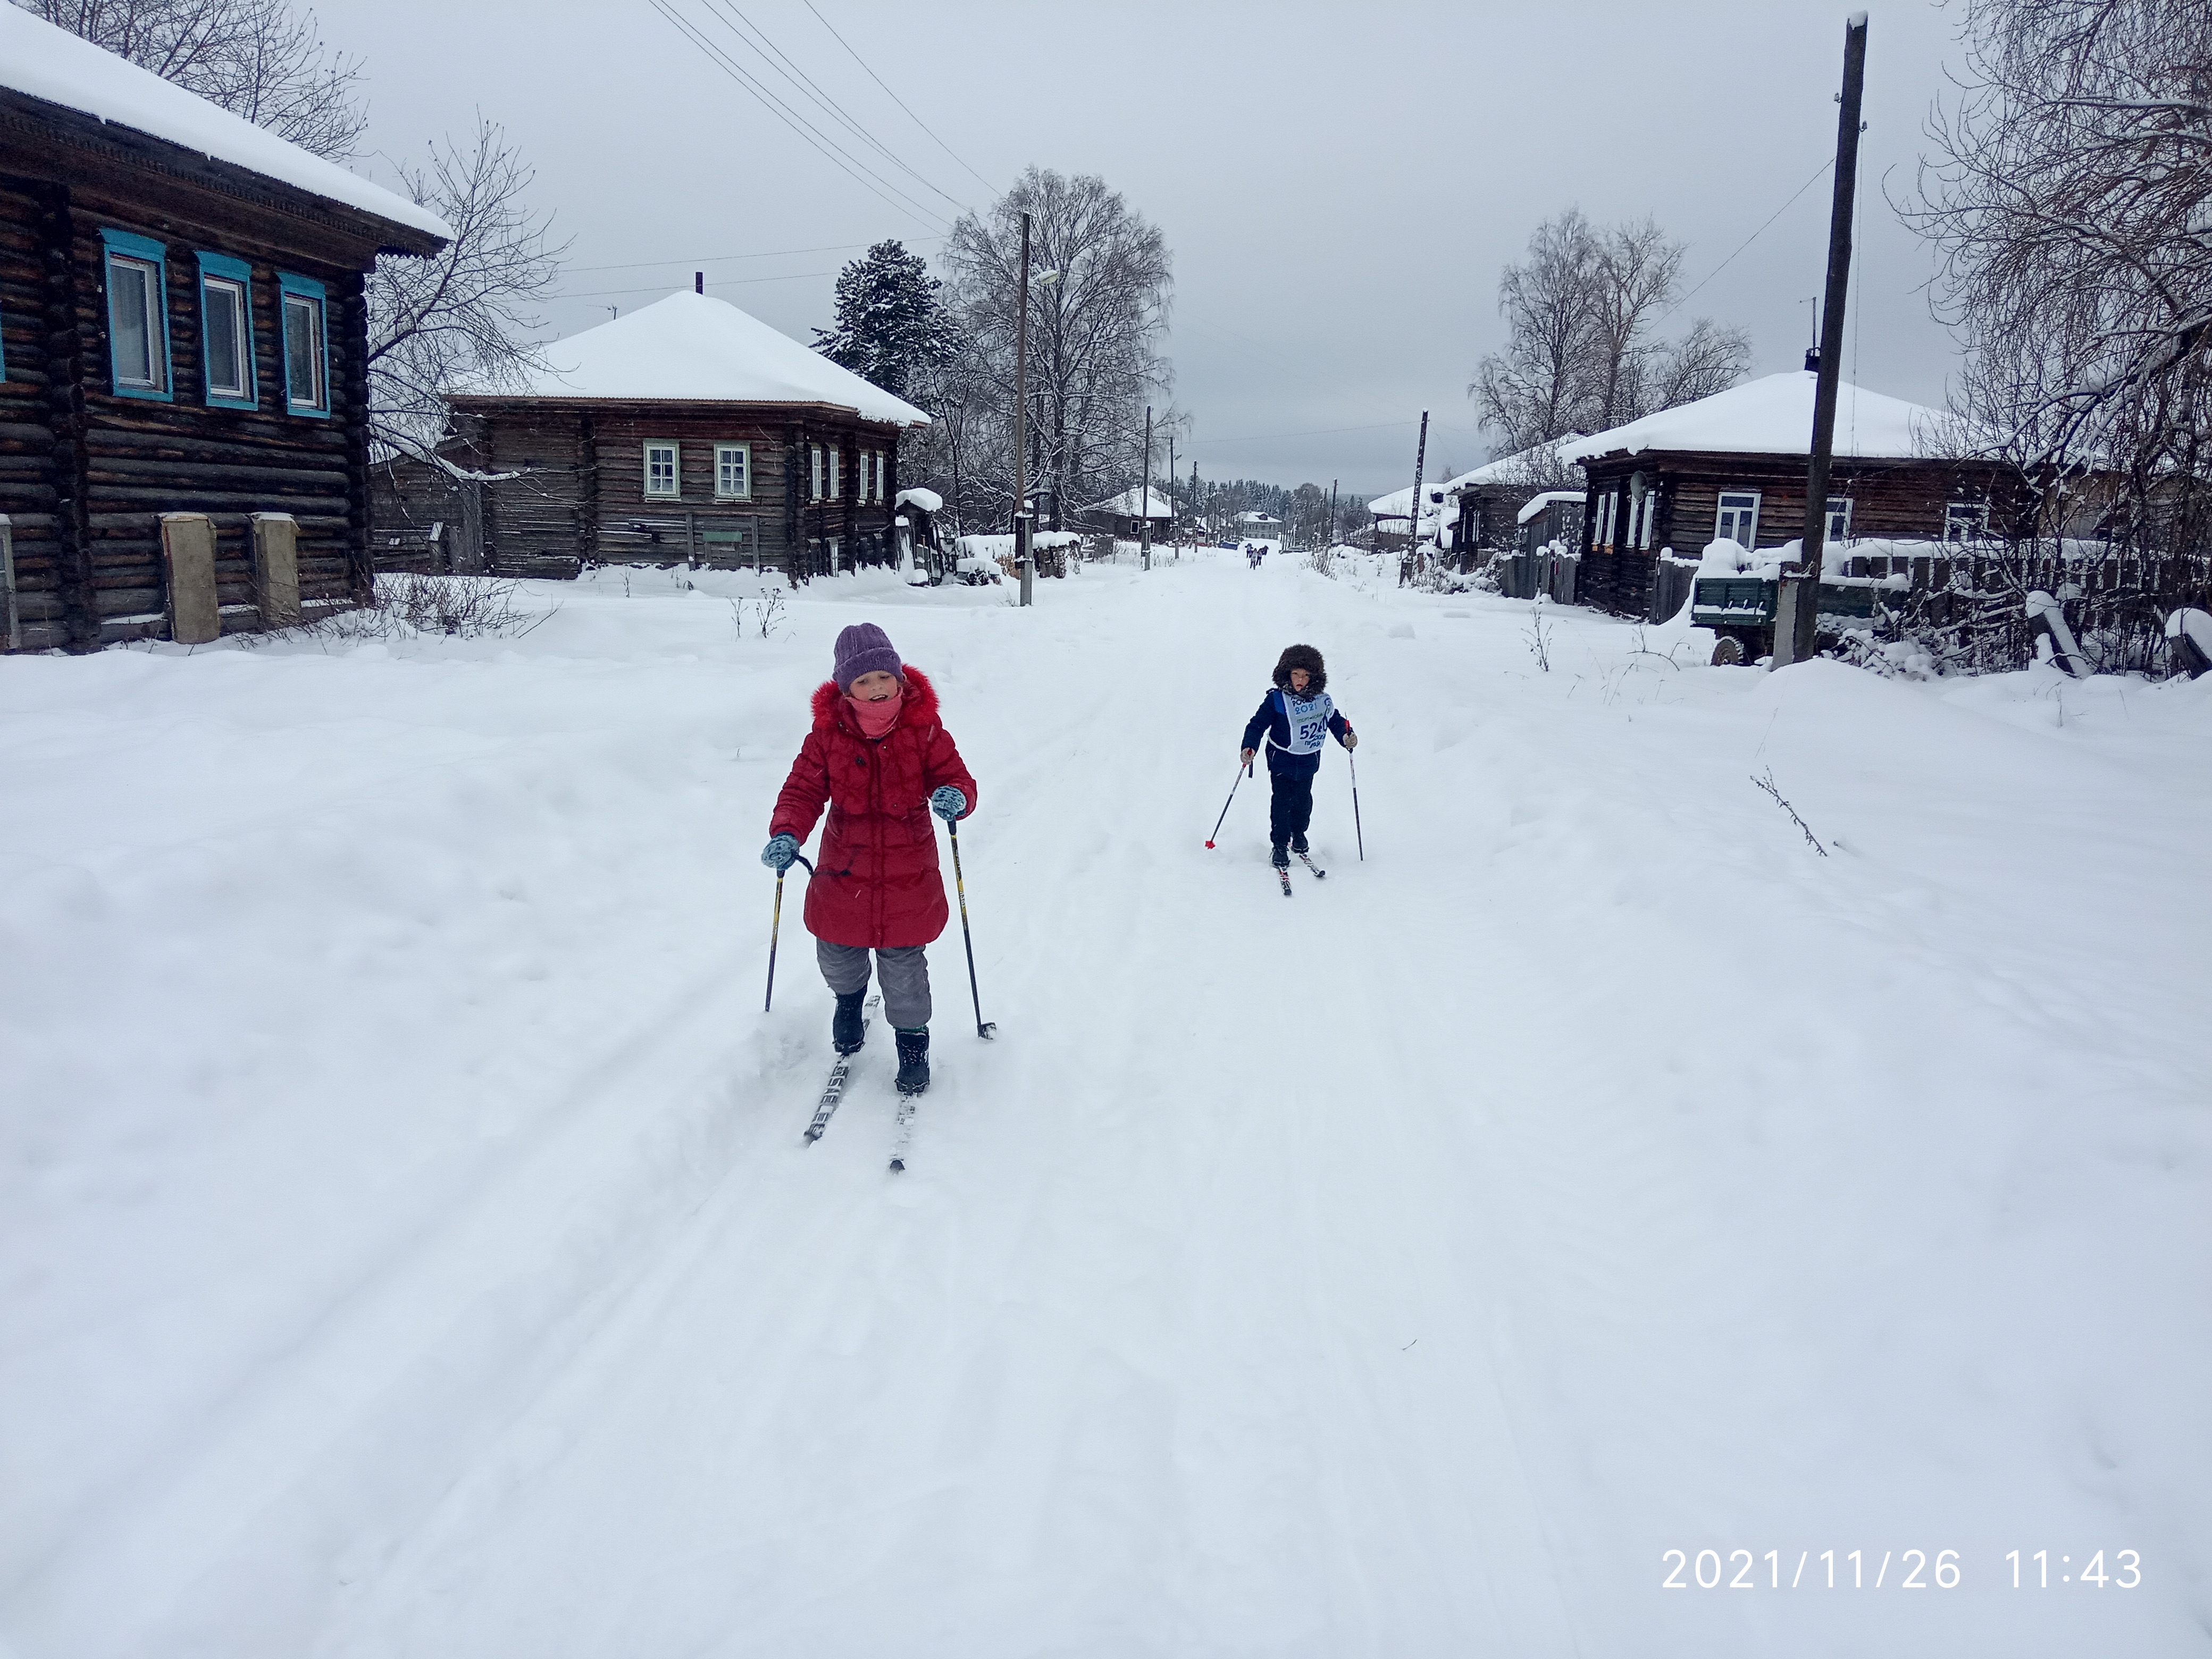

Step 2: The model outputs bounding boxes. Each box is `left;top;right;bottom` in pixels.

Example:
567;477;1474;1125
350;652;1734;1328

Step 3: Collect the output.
0;7;450;651
383;289;930;580
1565;366;2032;620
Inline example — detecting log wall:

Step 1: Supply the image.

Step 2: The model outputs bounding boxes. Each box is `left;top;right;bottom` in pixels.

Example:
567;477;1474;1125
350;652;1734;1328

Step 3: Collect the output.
1;103;416;650
413;399;914;581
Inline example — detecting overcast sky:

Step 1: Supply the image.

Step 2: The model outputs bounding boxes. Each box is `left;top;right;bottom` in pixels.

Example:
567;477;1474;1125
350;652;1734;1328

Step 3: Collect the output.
317;0;1972;501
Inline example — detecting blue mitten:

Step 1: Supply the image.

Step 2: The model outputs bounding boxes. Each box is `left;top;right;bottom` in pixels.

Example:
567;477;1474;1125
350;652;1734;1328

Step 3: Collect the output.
761;833;800;870
929;786;967;821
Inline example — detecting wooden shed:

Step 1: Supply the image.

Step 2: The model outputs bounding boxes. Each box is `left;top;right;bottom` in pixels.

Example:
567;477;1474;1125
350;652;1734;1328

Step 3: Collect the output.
1077;484;1173;541
0;7;449;651
1565;368;2030;619
384;290;929;580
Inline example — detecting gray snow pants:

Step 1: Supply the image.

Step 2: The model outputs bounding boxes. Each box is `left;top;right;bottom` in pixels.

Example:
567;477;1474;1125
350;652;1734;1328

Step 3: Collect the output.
816;940;933;1032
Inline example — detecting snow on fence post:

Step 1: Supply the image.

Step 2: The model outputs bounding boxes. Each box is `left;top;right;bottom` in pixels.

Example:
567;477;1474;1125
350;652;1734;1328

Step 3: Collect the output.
159;513;220;644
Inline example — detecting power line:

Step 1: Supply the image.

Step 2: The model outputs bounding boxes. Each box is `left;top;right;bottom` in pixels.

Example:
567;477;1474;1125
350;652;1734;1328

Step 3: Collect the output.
1655;154;1836;328
1185;420;1418;447
801;0;1000;197
566;237;943;276
697;0;971;215
555;271;837;302
647;0;948;234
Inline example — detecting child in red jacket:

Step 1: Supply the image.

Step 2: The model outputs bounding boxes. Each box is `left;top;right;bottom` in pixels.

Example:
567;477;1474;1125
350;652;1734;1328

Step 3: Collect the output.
763;624;978;1095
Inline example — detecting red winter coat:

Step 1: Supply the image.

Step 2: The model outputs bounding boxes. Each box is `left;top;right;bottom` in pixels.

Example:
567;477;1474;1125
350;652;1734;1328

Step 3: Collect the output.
770;667;979;949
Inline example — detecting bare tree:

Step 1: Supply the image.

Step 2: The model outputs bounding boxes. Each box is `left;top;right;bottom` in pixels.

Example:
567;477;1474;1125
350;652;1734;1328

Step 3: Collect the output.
1472;210;1599;453
1907;0;2212;554
931;167;1174;529
19;0;366;158
366;118;565;468
1471;209;1752;455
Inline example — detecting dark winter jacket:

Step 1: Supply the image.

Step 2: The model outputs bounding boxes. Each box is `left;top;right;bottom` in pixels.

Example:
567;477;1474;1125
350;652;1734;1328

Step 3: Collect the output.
770;667;978;949
1242;687;1352;778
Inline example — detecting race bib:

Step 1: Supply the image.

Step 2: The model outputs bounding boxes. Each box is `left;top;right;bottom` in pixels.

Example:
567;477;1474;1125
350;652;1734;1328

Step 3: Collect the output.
1277;690;1335;755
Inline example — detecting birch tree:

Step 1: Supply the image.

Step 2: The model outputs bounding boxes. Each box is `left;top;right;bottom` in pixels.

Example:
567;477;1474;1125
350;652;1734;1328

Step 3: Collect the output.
932;168;1174;529
1909;0;2212;552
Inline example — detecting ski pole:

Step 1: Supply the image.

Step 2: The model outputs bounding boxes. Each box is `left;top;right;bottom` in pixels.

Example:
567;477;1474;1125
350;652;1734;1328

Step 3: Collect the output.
1349;751;1365;861
946;817;996;1038
763;851;812;1011
1205;756;1252;849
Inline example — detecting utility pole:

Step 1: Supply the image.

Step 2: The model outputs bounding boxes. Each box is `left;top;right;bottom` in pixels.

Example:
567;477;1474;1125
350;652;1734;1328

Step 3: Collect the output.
1015;210;1034;608
1328;479;1337;551
1139;405;1154;571
1166;433;1177;559
1778;12;1867;668
1402;412;1429;586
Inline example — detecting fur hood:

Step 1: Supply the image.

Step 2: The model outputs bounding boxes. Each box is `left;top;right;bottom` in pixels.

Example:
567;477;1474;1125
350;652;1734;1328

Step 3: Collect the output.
1271;644;1327;695
810;665;941;733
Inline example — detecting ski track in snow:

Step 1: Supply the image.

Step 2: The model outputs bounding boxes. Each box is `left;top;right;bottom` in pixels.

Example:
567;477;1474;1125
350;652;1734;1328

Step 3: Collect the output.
3;551;2208;1657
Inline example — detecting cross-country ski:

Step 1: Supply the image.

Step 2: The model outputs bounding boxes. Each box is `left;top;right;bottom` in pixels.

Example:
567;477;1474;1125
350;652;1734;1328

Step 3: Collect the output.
6;7;2209;1657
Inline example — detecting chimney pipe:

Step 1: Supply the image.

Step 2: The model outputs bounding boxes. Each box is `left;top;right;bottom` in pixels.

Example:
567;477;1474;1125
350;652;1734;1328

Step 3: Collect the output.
695;271;704;295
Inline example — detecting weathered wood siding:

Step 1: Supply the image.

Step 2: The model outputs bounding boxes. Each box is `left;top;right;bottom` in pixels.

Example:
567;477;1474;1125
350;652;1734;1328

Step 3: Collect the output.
0;91;428;650
418;399;913;580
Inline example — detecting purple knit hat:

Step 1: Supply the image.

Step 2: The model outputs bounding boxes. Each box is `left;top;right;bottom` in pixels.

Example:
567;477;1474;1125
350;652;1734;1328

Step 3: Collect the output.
832;623;902;690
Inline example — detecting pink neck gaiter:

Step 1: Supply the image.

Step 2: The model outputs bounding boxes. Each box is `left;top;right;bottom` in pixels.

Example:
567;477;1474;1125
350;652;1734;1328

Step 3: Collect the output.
848;687;903;738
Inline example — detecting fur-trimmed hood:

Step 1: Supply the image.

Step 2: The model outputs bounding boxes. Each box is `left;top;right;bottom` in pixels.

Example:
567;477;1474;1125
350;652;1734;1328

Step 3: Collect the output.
810;665;942;734
1271;644;1327;694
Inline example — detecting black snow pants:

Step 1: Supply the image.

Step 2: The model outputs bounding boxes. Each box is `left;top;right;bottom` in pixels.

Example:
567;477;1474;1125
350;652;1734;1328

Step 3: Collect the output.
1268;767;1315;849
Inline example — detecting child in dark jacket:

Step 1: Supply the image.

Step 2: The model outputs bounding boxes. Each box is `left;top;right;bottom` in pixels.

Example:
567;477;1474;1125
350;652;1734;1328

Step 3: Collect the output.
1239;643;1356;868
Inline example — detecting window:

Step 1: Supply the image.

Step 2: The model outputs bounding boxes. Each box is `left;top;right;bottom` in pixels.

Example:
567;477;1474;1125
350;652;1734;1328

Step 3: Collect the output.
1714;490;1761;548
644;442;680;498
1945;501;1988;544
873;450;886;502
196;253;256;408
1825;496;1854;544
810;444;824;501
828;447;841;500
278;273;329;415
714;442;750;498
101;229;171;400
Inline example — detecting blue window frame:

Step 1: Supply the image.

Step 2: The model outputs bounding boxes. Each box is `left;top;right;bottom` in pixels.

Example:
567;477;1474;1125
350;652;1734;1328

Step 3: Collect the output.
195;252;257;410
100;228;173;402
278;271;330;417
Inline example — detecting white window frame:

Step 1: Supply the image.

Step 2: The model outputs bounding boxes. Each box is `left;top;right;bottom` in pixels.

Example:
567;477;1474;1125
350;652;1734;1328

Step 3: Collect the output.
197;267;253;406
106;252;168;395
1714;489;1762;549
873;450;885;502
278;273;330;417
1825;496;1854;544
714;442;751;499
644;441;681;499
1945;501;1988;544
828;447;841;501
810;444;824;501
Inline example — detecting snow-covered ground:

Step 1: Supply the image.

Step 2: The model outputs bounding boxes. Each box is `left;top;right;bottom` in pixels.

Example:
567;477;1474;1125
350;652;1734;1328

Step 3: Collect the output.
4;550;2208;1657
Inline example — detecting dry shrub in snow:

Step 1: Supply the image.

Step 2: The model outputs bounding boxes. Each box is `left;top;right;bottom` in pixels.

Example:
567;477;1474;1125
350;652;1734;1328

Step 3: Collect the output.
309;574;550;642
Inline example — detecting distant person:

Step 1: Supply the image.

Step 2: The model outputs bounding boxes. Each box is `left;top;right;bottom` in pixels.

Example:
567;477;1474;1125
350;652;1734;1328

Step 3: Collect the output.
1239;644;1356;875
761;624;978;1096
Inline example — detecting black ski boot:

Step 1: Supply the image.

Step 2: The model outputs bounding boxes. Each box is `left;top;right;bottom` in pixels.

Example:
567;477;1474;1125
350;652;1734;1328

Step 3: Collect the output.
832;988;867;1055
894;1027;931;1096
1270;844;1291;870
1291;831;1309;856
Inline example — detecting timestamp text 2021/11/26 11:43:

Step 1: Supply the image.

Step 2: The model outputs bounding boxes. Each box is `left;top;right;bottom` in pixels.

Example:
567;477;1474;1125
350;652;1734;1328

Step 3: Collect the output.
1660;1548;2143;1590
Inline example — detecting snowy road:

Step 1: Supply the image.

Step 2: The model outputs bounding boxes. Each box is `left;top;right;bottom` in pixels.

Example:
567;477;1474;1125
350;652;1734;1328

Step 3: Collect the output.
4;550;2208;1656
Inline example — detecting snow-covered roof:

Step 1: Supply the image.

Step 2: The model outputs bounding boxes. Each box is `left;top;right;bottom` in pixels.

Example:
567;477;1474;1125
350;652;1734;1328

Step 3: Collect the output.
1236;510;1281;524
1564;372;1960;464
1085;486;1174;518
894;487;943;514
1516;490;1585;525
1372;440;1589;518
0;6;450;244
474;291;929;424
